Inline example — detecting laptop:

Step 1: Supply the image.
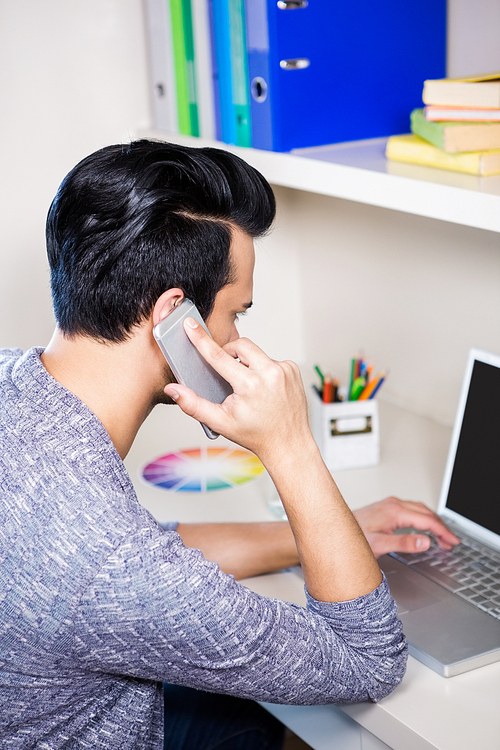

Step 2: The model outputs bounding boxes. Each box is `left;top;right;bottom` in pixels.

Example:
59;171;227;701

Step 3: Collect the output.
379;348;500;677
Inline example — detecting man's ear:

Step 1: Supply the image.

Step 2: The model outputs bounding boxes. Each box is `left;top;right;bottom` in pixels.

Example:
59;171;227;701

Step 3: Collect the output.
152;289;185;327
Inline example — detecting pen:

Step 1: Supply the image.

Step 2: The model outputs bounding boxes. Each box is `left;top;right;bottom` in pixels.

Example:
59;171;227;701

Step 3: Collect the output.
368;374;386;399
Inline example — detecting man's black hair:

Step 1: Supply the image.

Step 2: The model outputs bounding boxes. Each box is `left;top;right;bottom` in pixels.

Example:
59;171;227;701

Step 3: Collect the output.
46;139;276;342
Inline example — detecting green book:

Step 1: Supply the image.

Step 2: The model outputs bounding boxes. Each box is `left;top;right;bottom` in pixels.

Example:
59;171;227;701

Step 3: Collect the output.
410;108;500;153
228;0;251;147
170;0;199;136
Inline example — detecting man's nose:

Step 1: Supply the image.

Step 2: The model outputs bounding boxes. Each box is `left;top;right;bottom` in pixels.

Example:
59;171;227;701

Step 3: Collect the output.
229;323;240;342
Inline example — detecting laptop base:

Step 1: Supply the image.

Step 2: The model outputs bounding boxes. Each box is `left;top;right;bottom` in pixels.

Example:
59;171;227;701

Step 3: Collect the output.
380;554;500;677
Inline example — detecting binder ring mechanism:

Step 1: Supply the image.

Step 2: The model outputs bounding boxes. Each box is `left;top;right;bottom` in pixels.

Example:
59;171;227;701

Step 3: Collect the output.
277;1;309;8
280;58;310;71
251;77;268;103
330;415;373;437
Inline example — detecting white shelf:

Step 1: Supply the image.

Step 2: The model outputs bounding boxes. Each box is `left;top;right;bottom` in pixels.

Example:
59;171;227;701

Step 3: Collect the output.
140;129;500;234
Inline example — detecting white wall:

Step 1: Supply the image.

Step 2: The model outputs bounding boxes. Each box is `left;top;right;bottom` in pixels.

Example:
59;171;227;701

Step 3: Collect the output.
236;186;306;364
0;0;150;349
447;0;500;77
288;190;500;426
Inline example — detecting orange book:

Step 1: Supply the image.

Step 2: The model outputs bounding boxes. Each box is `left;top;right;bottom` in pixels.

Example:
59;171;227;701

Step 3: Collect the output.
425;105;500;122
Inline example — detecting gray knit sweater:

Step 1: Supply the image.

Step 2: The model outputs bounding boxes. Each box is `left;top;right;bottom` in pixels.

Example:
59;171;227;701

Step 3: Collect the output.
0;348;407;749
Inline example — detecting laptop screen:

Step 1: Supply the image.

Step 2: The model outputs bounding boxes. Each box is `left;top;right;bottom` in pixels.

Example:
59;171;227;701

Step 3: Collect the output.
443;355;500;540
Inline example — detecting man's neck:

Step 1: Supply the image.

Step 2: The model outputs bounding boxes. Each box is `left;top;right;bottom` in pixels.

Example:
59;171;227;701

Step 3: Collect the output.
41;326;162;460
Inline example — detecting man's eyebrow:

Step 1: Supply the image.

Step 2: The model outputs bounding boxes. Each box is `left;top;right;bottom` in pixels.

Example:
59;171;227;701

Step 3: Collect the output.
242;301;253;310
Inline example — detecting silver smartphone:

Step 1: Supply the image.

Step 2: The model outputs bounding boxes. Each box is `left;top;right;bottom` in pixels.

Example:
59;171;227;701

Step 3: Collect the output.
153;299;233;439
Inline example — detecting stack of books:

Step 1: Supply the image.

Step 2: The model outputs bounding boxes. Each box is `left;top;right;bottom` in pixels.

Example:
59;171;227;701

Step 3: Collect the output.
386;72;500;176
144;0;446;153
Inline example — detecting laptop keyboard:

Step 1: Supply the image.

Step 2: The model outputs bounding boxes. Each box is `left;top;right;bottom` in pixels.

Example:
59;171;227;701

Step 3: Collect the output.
390;526;500;620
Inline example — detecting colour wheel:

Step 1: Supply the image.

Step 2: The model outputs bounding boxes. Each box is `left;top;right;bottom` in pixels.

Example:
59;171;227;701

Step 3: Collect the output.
142;447;264;492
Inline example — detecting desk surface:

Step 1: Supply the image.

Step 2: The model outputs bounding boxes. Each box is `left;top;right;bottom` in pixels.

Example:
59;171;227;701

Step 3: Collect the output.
124;399;500;750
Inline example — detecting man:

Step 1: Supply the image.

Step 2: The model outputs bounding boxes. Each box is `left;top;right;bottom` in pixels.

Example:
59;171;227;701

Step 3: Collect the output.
0;140;457;749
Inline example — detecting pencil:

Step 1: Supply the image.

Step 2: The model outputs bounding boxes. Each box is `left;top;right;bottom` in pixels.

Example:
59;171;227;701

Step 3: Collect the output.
349;358;356;399
322;377;334;403
314;365;325;387
359;371;386;400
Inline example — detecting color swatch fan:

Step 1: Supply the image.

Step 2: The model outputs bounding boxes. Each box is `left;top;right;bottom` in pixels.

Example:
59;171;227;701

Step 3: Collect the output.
142;446;264;492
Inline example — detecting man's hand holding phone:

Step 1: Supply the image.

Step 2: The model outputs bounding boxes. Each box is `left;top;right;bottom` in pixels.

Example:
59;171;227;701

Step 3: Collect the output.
165;315;384;604
163;315;313;465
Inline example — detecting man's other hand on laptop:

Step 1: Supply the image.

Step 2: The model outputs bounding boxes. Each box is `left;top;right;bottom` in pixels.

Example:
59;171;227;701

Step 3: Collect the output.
353;497;460;558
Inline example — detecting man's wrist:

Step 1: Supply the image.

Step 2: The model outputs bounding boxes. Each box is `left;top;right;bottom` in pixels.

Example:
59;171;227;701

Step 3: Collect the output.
258;429;320;480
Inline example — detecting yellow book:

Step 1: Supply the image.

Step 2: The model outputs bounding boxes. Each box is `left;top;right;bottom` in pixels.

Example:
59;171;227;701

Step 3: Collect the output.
385;134;500;176
423;72;500;108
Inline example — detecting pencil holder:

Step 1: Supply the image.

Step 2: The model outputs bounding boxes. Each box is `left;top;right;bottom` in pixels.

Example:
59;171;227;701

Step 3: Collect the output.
310;391;380;472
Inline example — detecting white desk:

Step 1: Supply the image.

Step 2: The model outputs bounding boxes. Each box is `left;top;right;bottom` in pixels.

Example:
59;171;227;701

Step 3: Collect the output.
124;399;500;750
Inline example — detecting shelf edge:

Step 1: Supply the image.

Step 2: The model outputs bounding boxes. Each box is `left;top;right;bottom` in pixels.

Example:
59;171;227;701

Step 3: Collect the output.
137;130;500;233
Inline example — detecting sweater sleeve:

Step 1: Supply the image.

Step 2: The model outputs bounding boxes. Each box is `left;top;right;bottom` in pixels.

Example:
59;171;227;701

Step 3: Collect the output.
158;521;179;532
69;527;407;705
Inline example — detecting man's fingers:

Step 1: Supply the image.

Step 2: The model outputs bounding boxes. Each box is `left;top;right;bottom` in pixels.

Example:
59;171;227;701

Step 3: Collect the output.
393;501;437;518
368;532;432;559
399;514;460;548
223;336;275;369
164;382;224;433
183;318;242;381
355;497;461;558
183;318;292;387
170;321;309;453
377;497;460;548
